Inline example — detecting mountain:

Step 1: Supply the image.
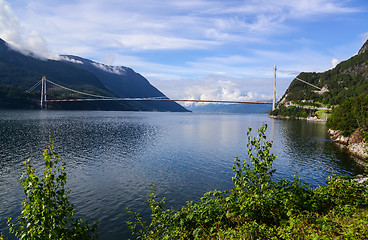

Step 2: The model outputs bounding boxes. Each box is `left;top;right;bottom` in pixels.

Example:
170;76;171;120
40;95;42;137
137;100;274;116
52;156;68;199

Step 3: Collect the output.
277;39;368;107
0;38;188;111
186;103;272;114
59;55;187;112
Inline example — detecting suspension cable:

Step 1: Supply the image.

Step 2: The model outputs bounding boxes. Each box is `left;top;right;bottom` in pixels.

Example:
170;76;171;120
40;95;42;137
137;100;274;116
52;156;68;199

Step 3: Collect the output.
46;79;113;99
28;77;169;100
26;80;42;92
295;77;322;91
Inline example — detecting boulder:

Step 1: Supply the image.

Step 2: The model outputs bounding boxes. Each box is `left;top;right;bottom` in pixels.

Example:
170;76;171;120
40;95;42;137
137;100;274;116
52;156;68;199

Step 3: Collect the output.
328;128;368;162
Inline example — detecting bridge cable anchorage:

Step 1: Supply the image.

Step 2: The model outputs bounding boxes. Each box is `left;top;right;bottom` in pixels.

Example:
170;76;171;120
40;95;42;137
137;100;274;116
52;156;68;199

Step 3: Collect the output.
295;77;322;91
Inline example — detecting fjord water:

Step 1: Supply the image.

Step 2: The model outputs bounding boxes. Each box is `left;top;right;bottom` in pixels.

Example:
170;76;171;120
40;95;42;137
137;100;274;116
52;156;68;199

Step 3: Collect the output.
0;110;364;239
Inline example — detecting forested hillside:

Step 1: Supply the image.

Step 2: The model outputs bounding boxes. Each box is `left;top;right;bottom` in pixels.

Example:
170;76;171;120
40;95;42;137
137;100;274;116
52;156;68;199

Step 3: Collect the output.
272;39;368;144
278;39;368;107
60;55;188;112
0;38;188;112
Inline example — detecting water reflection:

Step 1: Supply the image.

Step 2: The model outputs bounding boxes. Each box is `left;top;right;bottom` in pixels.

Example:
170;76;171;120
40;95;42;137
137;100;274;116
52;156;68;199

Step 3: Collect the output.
270;119;365;186
0;111;364;239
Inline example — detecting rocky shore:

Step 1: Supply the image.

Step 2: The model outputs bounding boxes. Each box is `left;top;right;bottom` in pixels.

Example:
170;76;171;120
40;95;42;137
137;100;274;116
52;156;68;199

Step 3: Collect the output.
328;129;368;165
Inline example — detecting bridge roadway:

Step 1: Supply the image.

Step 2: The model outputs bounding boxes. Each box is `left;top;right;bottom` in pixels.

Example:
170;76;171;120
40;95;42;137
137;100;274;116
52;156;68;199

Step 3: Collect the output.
46;98;273;104
31;77;273;106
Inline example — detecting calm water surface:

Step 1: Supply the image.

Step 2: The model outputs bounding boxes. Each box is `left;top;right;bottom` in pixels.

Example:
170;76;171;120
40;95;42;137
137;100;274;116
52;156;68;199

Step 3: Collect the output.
0;110;364;239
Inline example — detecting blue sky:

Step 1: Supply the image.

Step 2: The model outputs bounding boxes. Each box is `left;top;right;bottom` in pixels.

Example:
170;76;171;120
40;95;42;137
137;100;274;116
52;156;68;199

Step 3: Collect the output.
0;0;367;104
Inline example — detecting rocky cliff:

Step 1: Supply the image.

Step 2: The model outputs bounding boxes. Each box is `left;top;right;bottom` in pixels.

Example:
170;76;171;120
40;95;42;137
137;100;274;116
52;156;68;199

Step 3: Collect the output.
328;129;368;163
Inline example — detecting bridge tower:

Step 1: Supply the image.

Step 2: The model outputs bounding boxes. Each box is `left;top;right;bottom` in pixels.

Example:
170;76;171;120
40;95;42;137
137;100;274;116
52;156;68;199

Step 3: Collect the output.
272;65;277;111
40;76;47;109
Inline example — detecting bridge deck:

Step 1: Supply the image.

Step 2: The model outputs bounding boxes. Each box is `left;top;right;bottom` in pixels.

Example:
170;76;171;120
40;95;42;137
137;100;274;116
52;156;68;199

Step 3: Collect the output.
46;98;272;104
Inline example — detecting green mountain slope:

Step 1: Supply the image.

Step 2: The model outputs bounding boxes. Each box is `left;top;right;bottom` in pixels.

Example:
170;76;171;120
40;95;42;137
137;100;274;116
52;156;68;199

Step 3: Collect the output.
278;39;368;107
0;38;132;110
0;38;188;111
0;39;109;93
60;55;188;112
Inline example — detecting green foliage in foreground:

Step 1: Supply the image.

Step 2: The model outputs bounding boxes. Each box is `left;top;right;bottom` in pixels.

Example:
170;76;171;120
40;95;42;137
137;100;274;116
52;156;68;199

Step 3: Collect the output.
327;95;368;138
3;125;368;239
270;105;317;119
7;137;98;240
128;123;368;239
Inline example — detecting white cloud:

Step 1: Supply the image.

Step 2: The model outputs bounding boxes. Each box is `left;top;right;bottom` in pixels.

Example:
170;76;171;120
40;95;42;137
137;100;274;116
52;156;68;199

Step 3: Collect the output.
3;0;360;55
0;0;52;58
0;0;364;104
361;32;368;42
116;34;219;50
331;58;340;68
91;62;126;75
288;0;358;16
0;0;22;44
219;0;358;17
150;74;282;104
103;53;116;66
12;0;358;54
59;56;83;64
182;79;272;107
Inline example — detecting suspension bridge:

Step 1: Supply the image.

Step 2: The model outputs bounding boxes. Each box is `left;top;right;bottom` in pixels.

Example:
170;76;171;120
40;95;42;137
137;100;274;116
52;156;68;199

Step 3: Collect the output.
26;76;275;110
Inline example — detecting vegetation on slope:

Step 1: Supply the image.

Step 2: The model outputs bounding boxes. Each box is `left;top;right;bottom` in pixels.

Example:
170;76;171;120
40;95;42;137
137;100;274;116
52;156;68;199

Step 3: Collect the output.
0;38;188;112
270;105;317;119
280;40;368;107
272;39;368;120
0;85;39;109
327;95;368;139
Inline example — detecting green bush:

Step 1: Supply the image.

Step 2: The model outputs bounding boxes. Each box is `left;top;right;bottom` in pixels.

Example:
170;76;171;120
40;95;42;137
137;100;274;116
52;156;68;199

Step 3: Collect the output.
4;125;368;239
128;123;368;239
327;95;368;137
7;137;98;240
270;105;316;118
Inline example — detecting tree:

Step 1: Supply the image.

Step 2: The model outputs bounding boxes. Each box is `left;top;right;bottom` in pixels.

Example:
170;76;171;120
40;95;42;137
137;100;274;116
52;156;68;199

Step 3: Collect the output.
327;95;368;137
7;137;98;240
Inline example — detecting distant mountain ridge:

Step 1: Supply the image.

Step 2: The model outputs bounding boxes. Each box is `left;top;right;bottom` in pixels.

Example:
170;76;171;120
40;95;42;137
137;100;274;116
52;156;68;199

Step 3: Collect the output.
0;38;188;111
186;103;272;114
278;39;368;107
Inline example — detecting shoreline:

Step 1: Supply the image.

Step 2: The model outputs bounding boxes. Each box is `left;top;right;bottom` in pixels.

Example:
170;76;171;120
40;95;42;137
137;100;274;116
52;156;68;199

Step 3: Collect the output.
269;115;327;122
270;115;368;166
327;129;368;166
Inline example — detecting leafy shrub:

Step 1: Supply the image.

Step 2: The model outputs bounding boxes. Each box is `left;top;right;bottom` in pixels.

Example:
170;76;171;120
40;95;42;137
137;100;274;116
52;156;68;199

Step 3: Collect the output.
7;137;98;240
4;125;368;239
128;123;368;239
270;105;316;118
327;94;368;137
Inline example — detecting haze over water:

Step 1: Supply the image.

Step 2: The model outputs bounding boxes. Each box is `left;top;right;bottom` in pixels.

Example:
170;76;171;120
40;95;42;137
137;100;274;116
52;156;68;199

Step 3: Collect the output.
0;110;364;239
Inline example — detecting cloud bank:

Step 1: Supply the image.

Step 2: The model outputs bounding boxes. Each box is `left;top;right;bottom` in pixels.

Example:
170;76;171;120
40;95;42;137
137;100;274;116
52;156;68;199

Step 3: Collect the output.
0;0;365;102
0;0;52;58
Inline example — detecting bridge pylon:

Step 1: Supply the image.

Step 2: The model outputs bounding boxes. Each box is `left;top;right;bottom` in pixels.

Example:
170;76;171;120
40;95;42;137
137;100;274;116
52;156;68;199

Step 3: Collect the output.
272;65;277;111
40;76;47;109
